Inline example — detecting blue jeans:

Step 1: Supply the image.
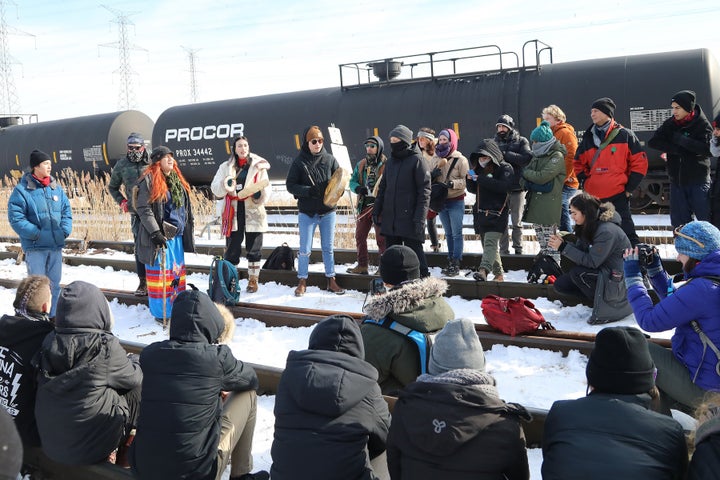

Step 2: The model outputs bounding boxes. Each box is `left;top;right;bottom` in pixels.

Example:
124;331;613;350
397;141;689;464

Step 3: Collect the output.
560;185;577;232
670;181;711;227
298;211;337;279
25;248;63;317
438;199;465;261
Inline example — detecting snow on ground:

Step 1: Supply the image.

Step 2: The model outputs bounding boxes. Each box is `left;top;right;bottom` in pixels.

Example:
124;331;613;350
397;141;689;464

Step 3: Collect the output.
0;213;687;478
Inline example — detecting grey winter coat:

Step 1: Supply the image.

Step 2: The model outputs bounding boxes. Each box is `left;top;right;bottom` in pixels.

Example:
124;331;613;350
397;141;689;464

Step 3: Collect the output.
134;173;196;265
361;277;454;394
35;281;143;465
373;143;430;241
271;315;391;480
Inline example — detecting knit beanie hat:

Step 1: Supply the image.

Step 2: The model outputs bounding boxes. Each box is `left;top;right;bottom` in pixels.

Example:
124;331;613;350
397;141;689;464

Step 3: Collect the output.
0;408;23;480
591;97;616;118
671;90;696;113
586;326;655;394
428;318;486;375
305;125;323;143
380;245;420;285
674;221;720;261
495;114;515;130
150;146;173;163
127;132;144;145
530;120;554;143
389;124;413;145
29;149;51;168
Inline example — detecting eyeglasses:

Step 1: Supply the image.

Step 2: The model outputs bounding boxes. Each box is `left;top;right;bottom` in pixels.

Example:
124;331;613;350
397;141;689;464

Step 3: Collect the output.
128;145;143;151
310;138;324;145
364;142;378;148
674;225;705;248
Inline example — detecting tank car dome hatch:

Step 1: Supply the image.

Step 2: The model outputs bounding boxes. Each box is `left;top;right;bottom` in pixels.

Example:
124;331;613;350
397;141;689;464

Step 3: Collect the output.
0;116;21;128
370;60;403;81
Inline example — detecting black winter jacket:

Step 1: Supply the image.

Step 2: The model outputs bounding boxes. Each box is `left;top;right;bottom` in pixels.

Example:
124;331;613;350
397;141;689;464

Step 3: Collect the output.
286;128;340;216
387;376;530;480
494;130;532;191
687;414;720;480
130;290;258;480
648;105;713;184
373;143;430;241
466;157;514;234
542;393;688;479
35;281;143;464
271;315;391;480
0;313;54;446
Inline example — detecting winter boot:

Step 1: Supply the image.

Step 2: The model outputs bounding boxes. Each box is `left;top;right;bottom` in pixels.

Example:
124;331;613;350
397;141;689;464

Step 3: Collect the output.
247;261;261;293
134;277;148;297
327;277;346;295
347;264;369;274
116;428;135;468
473;268;488;282
294;279;307;297
443;259;460;277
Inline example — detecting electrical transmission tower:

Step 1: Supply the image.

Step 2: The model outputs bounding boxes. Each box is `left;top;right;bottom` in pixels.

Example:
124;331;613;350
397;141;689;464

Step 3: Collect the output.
0;0;33;116
99;5;146;111
182;46;200;103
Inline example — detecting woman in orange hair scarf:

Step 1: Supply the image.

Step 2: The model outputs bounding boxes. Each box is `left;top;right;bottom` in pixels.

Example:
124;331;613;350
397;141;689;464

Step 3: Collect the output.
135;146;195;324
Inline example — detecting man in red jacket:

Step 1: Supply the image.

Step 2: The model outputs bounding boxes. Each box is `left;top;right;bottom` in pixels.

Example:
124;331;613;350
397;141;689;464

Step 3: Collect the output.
574;97;648;245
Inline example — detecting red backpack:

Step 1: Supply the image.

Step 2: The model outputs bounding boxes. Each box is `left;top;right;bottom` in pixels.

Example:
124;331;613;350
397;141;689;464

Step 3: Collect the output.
481;295;555;336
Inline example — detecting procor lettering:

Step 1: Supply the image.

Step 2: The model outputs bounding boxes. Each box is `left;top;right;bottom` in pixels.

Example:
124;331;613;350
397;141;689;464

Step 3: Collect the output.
165;123;244;142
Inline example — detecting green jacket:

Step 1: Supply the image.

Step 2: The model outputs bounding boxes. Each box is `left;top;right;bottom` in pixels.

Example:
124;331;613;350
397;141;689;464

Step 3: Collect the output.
108;153;149;213
361;277;453;395
521;141;566;225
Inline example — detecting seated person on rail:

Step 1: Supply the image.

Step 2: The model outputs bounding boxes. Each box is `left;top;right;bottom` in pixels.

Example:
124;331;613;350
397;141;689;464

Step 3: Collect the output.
623;220;720;414
361;245;454;395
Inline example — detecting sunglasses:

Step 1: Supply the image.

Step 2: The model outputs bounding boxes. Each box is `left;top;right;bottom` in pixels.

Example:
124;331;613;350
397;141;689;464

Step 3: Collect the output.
674;225;705;249
310;138;324;145
364;142;378;148
128;145;143;151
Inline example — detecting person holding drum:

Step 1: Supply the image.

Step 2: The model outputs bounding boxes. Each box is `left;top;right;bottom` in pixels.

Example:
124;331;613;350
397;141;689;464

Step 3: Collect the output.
347;135;387;274
286;125;346;296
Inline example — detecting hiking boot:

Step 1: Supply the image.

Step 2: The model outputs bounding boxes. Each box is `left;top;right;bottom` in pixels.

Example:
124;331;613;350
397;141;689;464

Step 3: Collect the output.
230;471;270;480
134;277;147;297
327;277;346;295
442;259;460;277
473;268;488;281
247;276;259;293
347;265;369;274
294;279;306;297
514;248;523;255
431;244;441;253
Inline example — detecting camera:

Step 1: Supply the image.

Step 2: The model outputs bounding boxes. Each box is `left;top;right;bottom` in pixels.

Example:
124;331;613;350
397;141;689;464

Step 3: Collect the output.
370;278;386;295
636;243;657;267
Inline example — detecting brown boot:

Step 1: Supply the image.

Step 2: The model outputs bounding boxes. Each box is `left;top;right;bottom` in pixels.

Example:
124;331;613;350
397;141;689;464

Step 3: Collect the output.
247;261;261;293
294;278;307;297
347;265;368;274
327;277;345;295
134;277;147;297
247;276;259;293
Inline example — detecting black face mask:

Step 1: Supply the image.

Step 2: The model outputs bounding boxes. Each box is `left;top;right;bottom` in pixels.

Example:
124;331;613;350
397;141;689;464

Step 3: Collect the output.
127;151;142;163
390;141;408;154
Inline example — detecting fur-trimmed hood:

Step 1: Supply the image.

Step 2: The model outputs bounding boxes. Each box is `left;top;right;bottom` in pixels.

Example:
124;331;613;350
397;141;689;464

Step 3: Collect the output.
363;277;448;321
598;202;621;225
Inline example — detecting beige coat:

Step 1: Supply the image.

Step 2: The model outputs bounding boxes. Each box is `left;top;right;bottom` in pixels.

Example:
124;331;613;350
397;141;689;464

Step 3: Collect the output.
440;151;469;199
210;154;271;232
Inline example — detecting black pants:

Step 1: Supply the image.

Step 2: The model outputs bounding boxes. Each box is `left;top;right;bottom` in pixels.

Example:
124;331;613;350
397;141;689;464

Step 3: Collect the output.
384;235;429;277
601;192;639;246
553;265;598;302
225;229;263;264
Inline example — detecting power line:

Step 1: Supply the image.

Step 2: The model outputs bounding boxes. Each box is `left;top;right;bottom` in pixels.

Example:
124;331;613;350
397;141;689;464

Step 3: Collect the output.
0;0;34;116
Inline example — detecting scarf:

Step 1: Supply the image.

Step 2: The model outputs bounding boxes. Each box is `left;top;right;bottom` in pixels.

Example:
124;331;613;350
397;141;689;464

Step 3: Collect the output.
237;156;248;168
165;171;185;208
592;121;611;147
532;137;556;157
417;369;500;398
674;109;696;127
32;174;51;187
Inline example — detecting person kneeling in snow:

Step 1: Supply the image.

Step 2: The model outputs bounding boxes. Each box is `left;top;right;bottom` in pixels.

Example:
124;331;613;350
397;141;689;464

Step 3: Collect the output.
361;245;454;395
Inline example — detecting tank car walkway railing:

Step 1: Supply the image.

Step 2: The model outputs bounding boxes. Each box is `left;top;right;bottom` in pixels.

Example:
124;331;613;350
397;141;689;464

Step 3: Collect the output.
338;40;552;90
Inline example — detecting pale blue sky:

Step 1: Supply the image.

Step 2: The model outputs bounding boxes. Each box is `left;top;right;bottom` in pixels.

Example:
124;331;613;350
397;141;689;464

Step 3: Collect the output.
5;0;720;121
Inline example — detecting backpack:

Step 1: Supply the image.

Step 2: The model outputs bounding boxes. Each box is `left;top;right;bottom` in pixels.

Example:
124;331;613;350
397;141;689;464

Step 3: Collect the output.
262;243;295;271
362;317;434;374
208;256;240;305
481;295;555;336
527;253;563;284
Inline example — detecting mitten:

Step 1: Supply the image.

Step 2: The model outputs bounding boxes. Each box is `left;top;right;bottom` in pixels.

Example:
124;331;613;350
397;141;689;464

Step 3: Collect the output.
647;248;664;277
623;251;643;289
224;176;236;194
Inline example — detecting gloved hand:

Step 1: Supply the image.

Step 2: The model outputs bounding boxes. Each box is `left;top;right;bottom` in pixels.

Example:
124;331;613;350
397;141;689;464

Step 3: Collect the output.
623;249;644;289
355;185;369;195
446;180;455;189
224;176;236;194
151;230;167;248
309;182;326;199
253;190;262;199
672;132;691;149
120;199;129;213
576;171;587;189
431;167;443;180
646;247;664;277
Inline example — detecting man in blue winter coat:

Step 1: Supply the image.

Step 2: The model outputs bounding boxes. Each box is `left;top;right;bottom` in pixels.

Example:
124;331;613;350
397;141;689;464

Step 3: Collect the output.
8;149;72;318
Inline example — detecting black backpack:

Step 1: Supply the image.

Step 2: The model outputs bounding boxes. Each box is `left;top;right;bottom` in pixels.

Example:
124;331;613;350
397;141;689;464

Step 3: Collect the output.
527;253;563;283
263;243;295;270
208;256;240;305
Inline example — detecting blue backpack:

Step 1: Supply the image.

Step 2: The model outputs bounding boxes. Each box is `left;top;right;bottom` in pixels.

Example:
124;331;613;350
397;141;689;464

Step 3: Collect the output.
208;256;240;305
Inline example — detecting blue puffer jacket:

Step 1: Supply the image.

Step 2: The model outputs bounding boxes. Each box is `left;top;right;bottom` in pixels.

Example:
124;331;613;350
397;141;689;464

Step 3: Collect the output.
8;173;72;251
627;250;720;391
